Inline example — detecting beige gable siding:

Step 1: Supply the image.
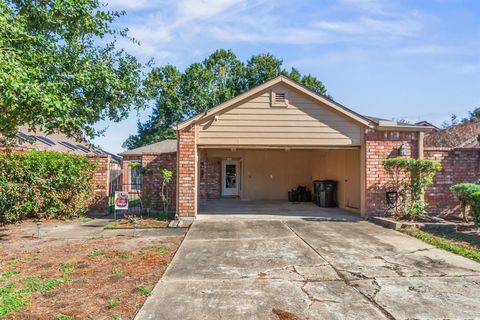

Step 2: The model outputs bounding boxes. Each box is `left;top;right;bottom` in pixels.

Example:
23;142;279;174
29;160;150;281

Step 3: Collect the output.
197;85;363;146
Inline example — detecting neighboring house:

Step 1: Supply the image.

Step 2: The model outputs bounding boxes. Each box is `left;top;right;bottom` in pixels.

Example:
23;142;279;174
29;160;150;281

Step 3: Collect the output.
415;121;440;131
118;140;177;211
423;122;480;215
1;127;121;211
424;121;480;148
174;76;433;219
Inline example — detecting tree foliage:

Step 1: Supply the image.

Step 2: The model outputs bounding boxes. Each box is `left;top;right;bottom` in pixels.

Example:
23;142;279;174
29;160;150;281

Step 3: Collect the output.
123;50;330;149
0;0;145;142
383;158;442;219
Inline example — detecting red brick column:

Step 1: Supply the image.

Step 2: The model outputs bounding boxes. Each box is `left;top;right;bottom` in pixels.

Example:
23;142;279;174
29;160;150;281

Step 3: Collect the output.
177;124;197;218
364;129;419;215
87;154;110;212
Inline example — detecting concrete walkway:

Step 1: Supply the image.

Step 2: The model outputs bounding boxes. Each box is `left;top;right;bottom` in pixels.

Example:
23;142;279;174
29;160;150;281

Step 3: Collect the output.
136;218;480;319
4;219;186;240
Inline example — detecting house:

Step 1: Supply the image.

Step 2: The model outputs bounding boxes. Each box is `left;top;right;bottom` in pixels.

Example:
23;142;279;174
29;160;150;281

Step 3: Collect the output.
118;140;178;211
1;127;121;212
422;121;480;215
424;121;480;148
174;76;433;220
415;121;440;131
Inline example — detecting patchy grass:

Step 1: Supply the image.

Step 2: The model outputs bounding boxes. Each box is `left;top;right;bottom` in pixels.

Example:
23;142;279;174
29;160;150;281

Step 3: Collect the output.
107;298;121;309
6;260;17;266
152;245;169;255
135;287;152;297
88;249;107;257
400;228;480;263
117;252;132;259
104;218;169;229
0;269;21;282
0;229;183;319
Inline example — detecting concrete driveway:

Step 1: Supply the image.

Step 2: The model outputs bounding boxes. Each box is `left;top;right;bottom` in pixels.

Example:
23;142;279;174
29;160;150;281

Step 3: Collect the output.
136;218;480;320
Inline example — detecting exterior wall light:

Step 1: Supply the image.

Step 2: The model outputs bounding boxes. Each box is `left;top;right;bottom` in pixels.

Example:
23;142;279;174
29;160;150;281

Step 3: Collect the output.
399;144;407;156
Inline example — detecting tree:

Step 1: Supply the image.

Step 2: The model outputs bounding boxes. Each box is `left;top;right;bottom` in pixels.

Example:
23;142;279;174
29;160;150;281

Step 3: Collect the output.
123;50;331;149
469;107;480;123
0;0;145;142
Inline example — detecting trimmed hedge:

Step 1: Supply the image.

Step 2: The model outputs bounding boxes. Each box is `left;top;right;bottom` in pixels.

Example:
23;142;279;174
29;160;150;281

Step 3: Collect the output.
0;150;97;223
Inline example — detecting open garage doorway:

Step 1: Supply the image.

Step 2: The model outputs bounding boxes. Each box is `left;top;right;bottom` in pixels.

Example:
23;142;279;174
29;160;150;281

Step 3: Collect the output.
198;148;362;217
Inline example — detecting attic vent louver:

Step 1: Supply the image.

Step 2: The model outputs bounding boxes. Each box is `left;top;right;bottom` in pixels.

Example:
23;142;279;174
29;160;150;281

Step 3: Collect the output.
275;92;286;103
271;90;288;107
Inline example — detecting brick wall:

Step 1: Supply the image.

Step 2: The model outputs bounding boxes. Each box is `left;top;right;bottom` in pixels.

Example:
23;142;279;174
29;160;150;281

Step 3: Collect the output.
141;152;177;212
424;147;480;215
365;129;419;214
87;155;111;212
199;153;221;201
177;125;197;218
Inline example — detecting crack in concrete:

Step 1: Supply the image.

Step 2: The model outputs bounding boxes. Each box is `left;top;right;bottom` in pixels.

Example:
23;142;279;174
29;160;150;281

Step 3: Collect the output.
283;221;396;320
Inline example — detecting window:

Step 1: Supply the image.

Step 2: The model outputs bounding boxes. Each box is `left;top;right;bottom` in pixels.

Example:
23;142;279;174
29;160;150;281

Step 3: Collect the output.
271;90;288;107
129;161;142;192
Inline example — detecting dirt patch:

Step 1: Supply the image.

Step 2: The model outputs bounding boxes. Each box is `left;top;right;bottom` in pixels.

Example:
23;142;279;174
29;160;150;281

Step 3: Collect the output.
104;218;169;229
272;308;304;320
0;230;183;319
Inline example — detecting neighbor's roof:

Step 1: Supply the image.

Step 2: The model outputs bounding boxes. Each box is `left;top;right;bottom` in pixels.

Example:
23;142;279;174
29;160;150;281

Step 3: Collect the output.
177;75;432;132
4;127;121;162
119;139;177;156
424;122;480;148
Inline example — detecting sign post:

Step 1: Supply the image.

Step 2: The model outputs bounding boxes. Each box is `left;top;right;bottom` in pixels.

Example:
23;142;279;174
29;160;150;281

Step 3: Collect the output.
114;191;129;219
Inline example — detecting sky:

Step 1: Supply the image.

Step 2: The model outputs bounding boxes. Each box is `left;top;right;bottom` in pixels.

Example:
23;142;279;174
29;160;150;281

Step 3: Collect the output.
92;0;480;154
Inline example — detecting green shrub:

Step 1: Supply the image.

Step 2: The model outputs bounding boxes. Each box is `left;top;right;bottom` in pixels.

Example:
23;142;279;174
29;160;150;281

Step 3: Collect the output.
383;158;442;219
470;192;480;225
450;183;480;223
0;150;96;223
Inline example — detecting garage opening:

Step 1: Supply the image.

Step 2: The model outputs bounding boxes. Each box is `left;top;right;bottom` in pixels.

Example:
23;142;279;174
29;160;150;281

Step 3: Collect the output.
198;148;361;216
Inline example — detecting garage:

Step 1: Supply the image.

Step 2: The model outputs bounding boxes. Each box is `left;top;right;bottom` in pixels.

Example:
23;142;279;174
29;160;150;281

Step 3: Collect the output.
198;147;361;214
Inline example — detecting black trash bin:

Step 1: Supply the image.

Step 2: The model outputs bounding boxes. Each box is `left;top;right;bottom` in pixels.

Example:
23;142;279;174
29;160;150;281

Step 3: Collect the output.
313;180;338;208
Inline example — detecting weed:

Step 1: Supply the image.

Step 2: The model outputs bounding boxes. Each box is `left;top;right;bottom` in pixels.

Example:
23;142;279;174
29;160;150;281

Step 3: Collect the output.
59;263;74;274
0;269;21;281
88;250;106;257
111;316;121;320
55;314;73;320
118;252;132;259
107;298;120;309
111;268;124;278
135;287;151;297
6;260;17;266
152;246;168;255
22;278;66;293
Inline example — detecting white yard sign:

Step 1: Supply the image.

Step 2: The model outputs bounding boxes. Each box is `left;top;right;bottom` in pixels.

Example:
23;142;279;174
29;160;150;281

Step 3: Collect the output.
114;191;129;210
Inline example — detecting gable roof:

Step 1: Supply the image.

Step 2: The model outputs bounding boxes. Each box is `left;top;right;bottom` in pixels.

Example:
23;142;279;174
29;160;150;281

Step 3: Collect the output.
424;122;480;148
177;76;432;132
119;139;177;156
177;76;375;130
4;126;121;162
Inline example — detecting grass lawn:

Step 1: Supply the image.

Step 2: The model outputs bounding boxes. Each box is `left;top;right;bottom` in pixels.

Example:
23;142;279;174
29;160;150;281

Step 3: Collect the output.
0;229;183;319
400;227;480;263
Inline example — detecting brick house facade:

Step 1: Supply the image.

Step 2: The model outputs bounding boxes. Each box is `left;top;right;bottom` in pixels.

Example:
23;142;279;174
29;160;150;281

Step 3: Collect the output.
130;77;476;220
